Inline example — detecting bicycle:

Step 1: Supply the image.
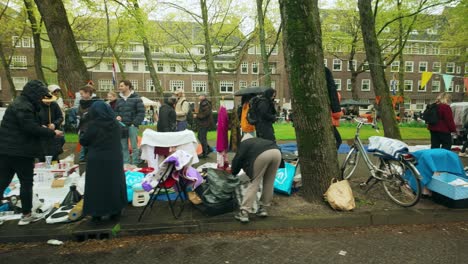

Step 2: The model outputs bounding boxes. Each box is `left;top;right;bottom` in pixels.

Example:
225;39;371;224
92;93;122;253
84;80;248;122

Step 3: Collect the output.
341;118;422;207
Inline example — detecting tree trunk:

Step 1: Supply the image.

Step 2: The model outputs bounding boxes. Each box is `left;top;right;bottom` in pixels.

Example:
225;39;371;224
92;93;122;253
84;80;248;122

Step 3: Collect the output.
351;72;359;100
0;43;17;99
279;0;339;202
34;0;90;93
131;1;162;96
256;0;271;87
200;0;218;107
24;0;46;83
358;0;401;139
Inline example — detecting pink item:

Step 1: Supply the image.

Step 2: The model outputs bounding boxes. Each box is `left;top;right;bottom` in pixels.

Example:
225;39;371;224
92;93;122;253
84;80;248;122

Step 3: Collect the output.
216;106;229;152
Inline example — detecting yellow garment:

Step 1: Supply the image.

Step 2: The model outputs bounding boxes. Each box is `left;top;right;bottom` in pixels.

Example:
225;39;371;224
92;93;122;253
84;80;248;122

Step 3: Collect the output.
241;103;255;133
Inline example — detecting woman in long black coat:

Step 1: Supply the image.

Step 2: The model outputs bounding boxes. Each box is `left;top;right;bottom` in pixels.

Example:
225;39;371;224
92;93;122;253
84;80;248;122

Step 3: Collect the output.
79;101;127;221
256;88;277;142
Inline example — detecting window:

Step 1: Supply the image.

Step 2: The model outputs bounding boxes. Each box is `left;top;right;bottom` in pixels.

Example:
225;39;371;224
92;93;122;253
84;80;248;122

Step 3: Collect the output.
132;60;139;71
334;79;341;91
146;80;155;92
346;79;352;91
0;77;1;90
389;80;399;93
107;61;113;71
361;79;371;91
239;81;247;89
419;62;428;72
251;81;258;87
456;66;461;74
362;62;370;72
446;62;455;73
220;81;234;93
145;61;150;72
324;59;327;67
12;77;28;90
332;59;342;71
94;60;101;71
198;47;205;54
271;45;278;55
240;62;248;74
170;63;176;73
415;100;425;110
433;62;441;73
347;60;357;71
455;85;460;93
11;56;27;69
252;62;258;74
431;81;440;92
418;81;425;92
12;36;21;47
156;61;164;72
98;79;114;91
404;80;413;91
269;62;277;74
271;81;276;89
170;80;184;92
465;62;468;74
22;37;31;47
447;81;454;92
391;61;399;72
130;80;139;91
405;61;414;72
192;81;207;93
151;45;161;53
248;46;256;54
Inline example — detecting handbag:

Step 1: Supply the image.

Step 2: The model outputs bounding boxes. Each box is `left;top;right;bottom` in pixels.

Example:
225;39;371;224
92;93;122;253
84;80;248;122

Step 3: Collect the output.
274;162;296;195
324;178;356;211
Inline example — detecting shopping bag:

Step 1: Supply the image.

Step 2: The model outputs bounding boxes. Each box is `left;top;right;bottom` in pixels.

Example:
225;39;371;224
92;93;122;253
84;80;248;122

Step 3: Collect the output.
324;178;355;211
274;162;296;195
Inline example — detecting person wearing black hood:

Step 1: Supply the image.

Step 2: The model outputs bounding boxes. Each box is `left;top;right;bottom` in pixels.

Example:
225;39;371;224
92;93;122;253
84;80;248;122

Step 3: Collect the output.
77;84;99;162
256;88;277;142
0;80;63;226
38;96;65;162
157;94;177;132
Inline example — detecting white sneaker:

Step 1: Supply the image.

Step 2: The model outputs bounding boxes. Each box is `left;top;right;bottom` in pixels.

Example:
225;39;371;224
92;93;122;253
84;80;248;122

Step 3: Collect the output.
18;213;43;226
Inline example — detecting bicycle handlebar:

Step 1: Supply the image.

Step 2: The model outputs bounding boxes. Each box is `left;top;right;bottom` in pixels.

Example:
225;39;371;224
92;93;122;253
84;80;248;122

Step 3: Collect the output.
353;118;380;134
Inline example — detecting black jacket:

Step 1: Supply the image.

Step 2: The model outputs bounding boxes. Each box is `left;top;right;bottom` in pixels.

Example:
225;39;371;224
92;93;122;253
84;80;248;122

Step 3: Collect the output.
115;92;145;127
256;88;277;141
38;102;63;129
325;67;341;113
0;80;55;158
78;97;100;133
231;137;279;178
157;104;176;132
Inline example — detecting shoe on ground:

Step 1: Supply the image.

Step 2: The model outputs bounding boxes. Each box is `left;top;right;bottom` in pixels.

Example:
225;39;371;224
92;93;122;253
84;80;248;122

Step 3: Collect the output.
256;206;268;217
18;213;43;226
234;210;249;223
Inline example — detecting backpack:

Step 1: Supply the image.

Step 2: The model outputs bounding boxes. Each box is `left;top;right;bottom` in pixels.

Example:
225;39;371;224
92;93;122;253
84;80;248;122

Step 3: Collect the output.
422;103;439;125
247;96;260;125
182;100;194;126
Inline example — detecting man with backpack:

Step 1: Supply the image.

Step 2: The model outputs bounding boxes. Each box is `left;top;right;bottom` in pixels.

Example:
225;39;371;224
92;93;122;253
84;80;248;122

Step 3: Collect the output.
195;93;213;158
174;89;191;131
253;88;277;142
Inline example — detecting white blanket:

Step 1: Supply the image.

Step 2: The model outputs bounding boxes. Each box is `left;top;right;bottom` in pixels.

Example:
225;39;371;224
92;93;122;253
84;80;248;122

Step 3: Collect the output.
368;136;409;158
141;129;198;147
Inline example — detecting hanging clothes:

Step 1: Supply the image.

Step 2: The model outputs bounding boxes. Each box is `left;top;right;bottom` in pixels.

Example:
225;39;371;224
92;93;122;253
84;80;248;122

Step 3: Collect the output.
216;106;229;152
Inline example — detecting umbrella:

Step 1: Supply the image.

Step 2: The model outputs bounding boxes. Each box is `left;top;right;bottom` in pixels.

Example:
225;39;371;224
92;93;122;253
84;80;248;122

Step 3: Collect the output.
234;86;269;96
340;99;371;107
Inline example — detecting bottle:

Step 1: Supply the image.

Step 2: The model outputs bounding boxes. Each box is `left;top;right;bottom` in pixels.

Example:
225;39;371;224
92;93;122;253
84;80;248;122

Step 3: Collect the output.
61;185;82;206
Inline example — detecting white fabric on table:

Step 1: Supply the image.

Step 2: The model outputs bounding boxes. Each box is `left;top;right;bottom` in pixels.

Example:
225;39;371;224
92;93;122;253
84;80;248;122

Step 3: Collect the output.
368;136;409;158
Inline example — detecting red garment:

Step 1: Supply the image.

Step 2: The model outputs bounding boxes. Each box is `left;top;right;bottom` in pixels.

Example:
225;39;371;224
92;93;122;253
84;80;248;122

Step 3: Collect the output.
428;103;456;133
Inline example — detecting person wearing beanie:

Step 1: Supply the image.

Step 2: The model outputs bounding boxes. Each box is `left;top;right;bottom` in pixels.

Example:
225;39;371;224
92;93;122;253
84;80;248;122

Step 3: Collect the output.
0;80;63;226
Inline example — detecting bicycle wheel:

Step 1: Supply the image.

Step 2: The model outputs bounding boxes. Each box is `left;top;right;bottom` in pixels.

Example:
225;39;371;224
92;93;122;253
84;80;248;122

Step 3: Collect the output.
341;147;359;180
380;159;421;207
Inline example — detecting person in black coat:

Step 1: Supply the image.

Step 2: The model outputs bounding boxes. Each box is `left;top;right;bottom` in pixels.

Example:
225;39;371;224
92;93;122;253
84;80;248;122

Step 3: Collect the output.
325;67;343;149
256;88;277;142
231;134;281;223
196;94;213;158
0;80;63;225
38;99;65;161
157;94;177;132
79;101;127;221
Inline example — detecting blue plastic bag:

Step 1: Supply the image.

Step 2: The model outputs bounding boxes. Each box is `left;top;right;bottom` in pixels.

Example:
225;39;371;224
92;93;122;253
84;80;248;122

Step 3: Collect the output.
125;171;145;202
274;162;296;195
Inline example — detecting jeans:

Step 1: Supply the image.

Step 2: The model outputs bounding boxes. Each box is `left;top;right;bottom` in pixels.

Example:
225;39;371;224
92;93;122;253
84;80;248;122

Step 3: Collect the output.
121;125;140;165
0;155;35;215
176;120;187;131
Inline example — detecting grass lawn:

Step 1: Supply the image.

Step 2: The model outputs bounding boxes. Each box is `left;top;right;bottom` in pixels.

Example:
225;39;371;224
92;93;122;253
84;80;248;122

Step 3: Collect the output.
65;122;429;143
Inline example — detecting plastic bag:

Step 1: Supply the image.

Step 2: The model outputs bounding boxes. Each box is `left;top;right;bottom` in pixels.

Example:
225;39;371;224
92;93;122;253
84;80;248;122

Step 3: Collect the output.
274;162;296;195
324;179;355;211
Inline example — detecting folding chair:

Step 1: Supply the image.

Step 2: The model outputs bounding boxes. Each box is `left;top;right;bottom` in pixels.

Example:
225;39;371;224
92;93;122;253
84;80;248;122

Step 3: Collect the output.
138;162;187;221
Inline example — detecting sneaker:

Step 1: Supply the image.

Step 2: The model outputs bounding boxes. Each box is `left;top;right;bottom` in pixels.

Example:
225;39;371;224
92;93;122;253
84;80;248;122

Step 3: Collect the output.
234;210;249;223
256;206;268;217
18;213;43;226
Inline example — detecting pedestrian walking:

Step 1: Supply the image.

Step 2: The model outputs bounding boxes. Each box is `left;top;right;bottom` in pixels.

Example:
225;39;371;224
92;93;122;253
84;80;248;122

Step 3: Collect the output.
77;84;99;162
238;94;256;137
428;92;456;150
157;94;177;132
196;93;213;158
256;88;277;142
174;89;190;131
